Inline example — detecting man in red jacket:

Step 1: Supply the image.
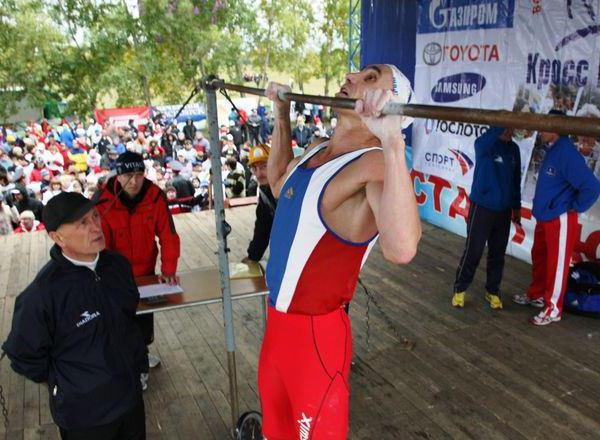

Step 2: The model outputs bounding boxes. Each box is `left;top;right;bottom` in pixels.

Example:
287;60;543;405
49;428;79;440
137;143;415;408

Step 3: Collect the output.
96;152;180;390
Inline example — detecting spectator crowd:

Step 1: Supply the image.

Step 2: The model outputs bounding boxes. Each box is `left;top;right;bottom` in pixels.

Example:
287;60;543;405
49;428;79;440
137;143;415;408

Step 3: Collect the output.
0;102;333;235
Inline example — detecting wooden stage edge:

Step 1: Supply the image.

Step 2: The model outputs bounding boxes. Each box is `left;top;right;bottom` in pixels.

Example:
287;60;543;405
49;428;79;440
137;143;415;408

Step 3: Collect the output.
0;206;599;439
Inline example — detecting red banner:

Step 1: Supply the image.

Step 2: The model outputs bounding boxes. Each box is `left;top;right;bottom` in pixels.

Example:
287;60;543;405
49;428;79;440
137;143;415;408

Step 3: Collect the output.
95;106;151;127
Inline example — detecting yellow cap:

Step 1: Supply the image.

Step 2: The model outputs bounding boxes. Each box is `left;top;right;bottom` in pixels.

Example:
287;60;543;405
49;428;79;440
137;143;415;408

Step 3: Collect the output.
248;144;270;166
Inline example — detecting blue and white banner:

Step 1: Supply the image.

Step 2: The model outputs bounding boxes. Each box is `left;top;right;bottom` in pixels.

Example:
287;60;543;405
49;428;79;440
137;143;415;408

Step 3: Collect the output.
153;103;206;123
412;0;600;262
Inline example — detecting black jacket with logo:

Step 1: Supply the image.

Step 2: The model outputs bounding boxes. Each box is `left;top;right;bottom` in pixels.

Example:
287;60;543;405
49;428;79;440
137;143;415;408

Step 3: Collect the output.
1;245;147;430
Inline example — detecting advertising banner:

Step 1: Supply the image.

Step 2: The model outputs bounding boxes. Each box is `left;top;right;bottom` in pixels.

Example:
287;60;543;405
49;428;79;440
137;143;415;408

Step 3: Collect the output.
95;106;151;127
153;103;206;124
412;0;600;262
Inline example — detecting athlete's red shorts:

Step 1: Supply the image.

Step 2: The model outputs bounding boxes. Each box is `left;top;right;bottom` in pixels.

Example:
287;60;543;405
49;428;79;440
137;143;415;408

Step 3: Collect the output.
258;305;352;440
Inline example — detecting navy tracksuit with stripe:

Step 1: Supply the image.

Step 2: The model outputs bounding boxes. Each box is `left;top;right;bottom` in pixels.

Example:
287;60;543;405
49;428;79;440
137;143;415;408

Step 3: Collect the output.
454;127;521;295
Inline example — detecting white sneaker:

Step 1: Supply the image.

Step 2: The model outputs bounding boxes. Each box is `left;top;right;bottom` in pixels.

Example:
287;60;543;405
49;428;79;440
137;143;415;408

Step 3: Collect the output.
512;294;544;308
530;310;562;326
140;373;149;391
148;354;161;369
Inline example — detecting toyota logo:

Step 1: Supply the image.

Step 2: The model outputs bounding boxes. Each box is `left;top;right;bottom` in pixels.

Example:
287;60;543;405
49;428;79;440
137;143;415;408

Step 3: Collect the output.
423;42;442;66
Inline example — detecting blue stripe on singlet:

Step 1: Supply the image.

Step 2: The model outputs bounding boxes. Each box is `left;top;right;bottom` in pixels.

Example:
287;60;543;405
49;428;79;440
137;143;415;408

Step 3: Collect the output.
266;166;316;307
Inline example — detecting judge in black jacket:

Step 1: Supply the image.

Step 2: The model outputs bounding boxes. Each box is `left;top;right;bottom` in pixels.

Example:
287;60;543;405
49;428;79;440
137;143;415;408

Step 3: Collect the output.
243;144;277;262
2;192;147;440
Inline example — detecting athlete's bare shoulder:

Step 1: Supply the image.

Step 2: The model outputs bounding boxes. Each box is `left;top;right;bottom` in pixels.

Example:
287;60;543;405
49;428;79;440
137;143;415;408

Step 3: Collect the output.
353;147;385;185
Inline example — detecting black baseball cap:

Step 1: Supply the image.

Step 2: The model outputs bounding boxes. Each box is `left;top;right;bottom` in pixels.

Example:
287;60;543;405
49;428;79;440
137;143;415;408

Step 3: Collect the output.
116;151;145;175
43;192;99;232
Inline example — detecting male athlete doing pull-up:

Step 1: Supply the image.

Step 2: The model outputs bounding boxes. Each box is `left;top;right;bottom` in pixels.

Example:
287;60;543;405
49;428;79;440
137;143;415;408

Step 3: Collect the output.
259;64;421;439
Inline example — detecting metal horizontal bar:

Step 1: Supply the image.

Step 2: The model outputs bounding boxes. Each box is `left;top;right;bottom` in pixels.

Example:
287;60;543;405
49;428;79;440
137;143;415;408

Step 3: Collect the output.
208;78;600;138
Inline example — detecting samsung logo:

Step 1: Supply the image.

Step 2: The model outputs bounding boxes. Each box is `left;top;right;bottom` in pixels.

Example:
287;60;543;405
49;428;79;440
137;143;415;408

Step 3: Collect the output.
419;0;514;34
431;73;486;103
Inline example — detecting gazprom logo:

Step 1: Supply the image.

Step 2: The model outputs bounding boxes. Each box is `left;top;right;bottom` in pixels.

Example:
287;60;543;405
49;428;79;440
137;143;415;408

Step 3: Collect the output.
431;73;486;103
418;0;515;34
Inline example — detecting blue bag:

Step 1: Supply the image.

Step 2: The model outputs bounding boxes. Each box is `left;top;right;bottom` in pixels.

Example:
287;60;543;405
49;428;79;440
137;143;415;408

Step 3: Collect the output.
564;262;600;316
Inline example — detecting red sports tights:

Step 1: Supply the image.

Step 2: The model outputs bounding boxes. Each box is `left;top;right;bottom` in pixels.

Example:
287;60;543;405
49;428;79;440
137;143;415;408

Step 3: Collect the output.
258;306;352;440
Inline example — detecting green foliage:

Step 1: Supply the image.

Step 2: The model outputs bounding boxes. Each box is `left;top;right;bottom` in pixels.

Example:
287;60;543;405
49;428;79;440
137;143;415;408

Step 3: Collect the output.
0;0;67;118
320;0;349;96
251;0;319;91
0;0;349;121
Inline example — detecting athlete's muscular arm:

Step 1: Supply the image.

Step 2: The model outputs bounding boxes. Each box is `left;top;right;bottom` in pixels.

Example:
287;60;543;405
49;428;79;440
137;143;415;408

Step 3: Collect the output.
265;82;296;198
358;89;421;264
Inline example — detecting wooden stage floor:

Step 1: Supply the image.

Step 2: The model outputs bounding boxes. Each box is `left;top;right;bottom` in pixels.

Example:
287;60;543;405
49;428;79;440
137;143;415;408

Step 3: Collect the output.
0;206;599;439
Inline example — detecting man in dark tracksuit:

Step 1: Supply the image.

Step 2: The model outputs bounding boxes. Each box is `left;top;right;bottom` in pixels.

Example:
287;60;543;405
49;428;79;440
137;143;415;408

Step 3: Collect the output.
243;144;277;262
452;127;521;309
2;192;147;439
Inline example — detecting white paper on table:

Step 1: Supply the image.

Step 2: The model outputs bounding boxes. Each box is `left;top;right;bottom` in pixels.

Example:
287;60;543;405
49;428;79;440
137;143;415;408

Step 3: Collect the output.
138;283;183;299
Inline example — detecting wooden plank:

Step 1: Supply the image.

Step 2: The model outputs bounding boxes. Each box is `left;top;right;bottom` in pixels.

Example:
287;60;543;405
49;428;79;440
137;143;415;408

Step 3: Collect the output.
227;197;257;208
144;313;188;438
6;235;32;438
32;235;53;437
23;234;42;440
0;233;15;440
440;326;596;439
382;230;600;362
347;241;594;437
181;303;257;419
349;356;455;440
149;311;216;440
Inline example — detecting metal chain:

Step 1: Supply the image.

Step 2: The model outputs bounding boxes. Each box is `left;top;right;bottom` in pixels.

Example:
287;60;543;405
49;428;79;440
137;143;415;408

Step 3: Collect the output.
219;88;248;130
0;352;8;437
0;384;8;437
358;278;415;351
365;283;372;349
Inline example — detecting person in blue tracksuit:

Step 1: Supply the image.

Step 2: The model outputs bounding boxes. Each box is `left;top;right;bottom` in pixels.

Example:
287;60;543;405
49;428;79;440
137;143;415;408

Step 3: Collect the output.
513;110;600;325
2;192;147;439
452;126;522;309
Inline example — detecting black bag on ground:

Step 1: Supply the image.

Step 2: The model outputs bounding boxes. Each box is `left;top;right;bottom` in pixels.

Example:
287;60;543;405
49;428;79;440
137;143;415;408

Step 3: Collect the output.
564;261;600;316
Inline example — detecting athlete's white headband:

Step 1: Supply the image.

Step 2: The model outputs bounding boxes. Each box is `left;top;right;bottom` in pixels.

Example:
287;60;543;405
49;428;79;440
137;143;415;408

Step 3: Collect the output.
385;64;414;130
